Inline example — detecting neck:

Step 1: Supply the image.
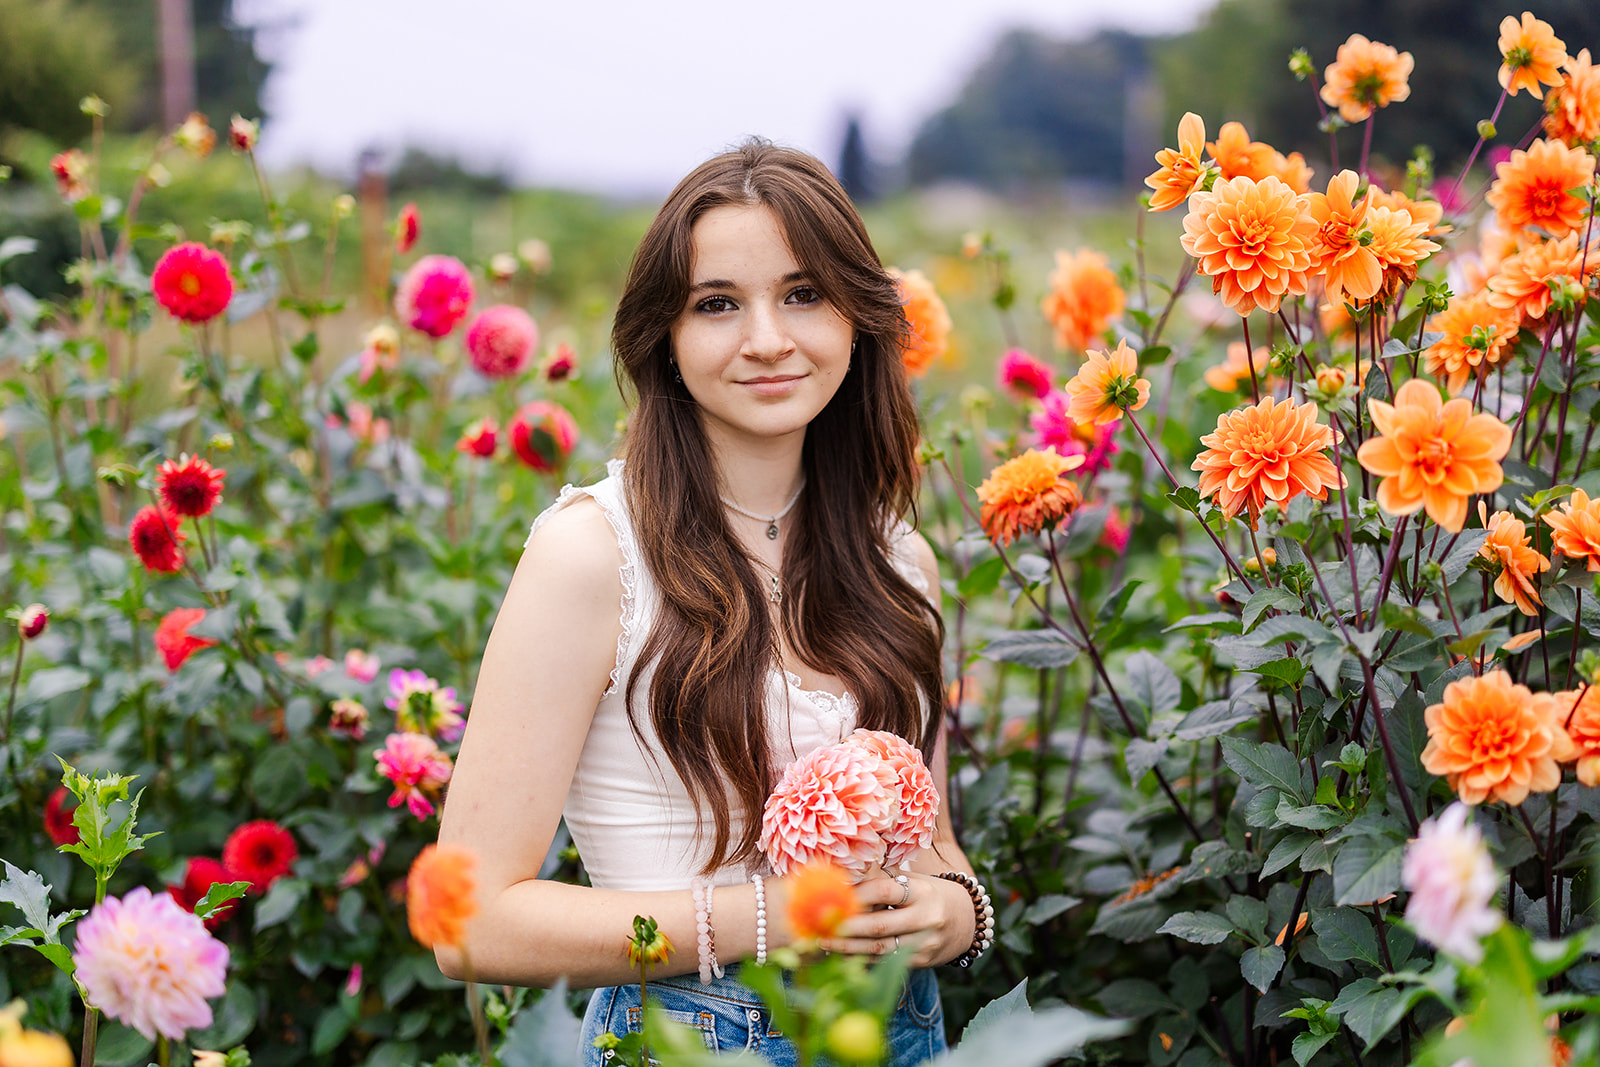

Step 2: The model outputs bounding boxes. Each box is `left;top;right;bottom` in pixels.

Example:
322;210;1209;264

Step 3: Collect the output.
708;429;806;517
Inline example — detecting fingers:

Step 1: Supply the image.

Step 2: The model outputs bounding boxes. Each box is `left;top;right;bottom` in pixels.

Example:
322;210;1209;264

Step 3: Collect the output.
853;871;917;910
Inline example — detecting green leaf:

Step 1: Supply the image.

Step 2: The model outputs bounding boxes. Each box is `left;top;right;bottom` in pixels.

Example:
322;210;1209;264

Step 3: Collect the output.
1157;911;1235;945
957;555;1006;598
0;861;54;934
1328;978;1408;1048
1095;579;1143;630
1247;657;1308;688
194;881;251;922
1124;651;1182;719
1332;837;1405;906
1125;738;1169;783
1292;1030;1337;1067
1241;945;1286;994
499;979;584;1067
93;1021;154;1067
980;629;1079;669
1311;908;1383;969
22;666;92;705
935;1006;1128;1067
1020;894;1081;925
1275;796;1347;831
188;980;258;1049
960;979;1032;1042
1242;588;1303;631
1262;833;1315;877
254;877;306;931
1224;895;1267;939
1164;611;1243;634
1219;737;1305;801
1174;698;1255;741
1095;979;1176;1019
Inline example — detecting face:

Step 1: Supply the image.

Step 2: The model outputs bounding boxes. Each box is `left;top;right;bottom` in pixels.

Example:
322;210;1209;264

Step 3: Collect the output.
670;204;854;455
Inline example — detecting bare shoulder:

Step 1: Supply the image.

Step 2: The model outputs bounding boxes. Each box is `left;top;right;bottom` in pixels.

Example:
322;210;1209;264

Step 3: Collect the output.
905;528;941;605
510;495;624;611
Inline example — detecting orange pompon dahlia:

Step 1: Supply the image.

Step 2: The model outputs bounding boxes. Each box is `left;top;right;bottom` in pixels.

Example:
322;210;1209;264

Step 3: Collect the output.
1356;378;1511;533
1320;34;1414;123
1191;397;1344;527
1366;204;1440;300
1422;670;1573;806
1558;687;1600;786
976;448;1085;546
891;268;951;377
1146;112;1211;211
1041;248;1125;351
1485;139;1596;238
785;863;860;941
1478;506;1550;616
1546;49;1600;146
1064;339;1149;426
1544;489;1600;571
1181;175;1318;315
1498;11;1567;99
406;843;478;949
1203;342;1272;393
1423;291;1520;394
1306;170;1382;304
1206;122;1277;182
1485;232;1599;326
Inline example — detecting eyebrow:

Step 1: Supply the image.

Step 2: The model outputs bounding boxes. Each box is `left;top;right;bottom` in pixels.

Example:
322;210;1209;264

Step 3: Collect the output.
688;270;810;294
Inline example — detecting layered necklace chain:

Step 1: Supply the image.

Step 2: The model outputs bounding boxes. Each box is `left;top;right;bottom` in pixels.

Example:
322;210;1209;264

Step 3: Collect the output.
721;481;804;603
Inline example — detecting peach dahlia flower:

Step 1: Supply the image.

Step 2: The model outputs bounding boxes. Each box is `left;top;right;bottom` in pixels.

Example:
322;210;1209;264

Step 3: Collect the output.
891;268;951;377
1544;489;1600;571
1478;506;1549;616
1366;204;1440;300
976;448;1085;546
1063;339;1149;426
1421;670;1574;806
1485;232;1598;327
1202;342;1272;393
1485;138;1596;238
1146;112;1211;211
760;742;899;876
1321;34;1414;123
1546;49;1600;146
845;729;938;870
1356;378;1511;533
1041;248;1125;352
1306;170;1381;304
1498;11;1567;99
1558;687;1600;786
1191;396;1344;527
1423;290;1520;395
1206;122;1277;182
1181;175;1317;315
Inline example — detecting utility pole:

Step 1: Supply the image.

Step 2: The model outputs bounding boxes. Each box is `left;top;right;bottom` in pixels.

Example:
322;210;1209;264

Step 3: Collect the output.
157;0;197;126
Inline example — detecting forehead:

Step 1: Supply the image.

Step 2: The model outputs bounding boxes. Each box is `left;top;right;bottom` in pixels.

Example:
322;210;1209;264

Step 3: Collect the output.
688;204;802;282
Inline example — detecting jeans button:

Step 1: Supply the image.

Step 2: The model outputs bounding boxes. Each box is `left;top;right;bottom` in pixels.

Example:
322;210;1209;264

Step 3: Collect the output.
747;1008;761;1021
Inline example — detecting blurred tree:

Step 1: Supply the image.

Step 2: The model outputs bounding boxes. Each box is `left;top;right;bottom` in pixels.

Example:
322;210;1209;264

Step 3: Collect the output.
387;147;512;198
838;114;874;203
906;29;1153;189
0;0;139;146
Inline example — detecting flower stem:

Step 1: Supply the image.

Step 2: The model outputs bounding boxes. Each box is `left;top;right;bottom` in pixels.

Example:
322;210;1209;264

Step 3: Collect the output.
1126;412;1255;592
2;639;22;748
1449;89;1507;206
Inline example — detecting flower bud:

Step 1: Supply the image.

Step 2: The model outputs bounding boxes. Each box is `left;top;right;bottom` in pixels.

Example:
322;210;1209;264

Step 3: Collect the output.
207;220;253;246
1476;119;1497;141
826;1012;884;1065
517;238;552;273
1288;48;1314;80
80;95;107;117
489;253;517;282
193;1051;227;1067
332;194;356;221
209;432;235;452
145;162;172;188
18;604;48;641
175;112;215;157
228;115;259;153
544;342;577;382
960;232;984;259
1315;364;1347;393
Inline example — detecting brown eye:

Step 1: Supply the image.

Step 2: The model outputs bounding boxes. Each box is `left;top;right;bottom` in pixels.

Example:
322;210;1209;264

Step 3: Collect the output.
697;296;735;314
787;286;821;305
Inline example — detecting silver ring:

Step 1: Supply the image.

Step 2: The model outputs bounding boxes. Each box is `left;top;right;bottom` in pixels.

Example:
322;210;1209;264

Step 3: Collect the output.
895;875;912;907
893;936;901;952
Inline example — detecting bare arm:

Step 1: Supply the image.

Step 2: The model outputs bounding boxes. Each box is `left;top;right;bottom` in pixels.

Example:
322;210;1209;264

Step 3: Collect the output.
436;498;793;988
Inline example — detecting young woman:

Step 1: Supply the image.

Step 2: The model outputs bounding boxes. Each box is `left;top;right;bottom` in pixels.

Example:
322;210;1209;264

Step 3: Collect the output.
436;140;986;1065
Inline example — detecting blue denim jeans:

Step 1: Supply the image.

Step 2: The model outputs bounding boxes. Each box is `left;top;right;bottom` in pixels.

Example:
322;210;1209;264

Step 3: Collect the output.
578;963;946;1066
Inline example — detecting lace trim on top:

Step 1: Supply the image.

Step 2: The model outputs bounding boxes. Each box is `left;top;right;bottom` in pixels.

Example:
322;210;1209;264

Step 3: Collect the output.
525;459;638;697
782;669;857;739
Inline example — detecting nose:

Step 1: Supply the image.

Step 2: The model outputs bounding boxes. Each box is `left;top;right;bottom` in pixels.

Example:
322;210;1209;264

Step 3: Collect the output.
741;302;794;363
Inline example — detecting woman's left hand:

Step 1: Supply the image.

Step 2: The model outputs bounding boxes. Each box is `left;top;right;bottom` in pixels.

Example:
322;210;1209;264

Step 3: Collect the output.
819;870;973;967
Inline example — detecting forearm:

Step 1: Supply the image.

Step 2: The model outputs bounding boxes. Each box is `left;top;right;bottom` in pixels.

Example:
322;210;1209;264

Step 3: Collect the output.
436;877;789;989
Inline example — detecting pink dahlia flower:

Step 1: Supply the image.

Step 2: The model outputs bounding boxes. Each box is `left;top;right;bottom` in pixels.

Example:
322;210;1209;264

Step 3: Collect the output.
760;742;899;877
508;401;579;473
394;255;474;338
465;305;538;378
386;668;464;742
544;342;577;382
375;731;453;819
152;243;233;324
72;886;229;1041
456;416;498;458
1401;802;1500;963
998;348;1054;400
845;729;939;870
1029;389;1121;474
344;648;381;684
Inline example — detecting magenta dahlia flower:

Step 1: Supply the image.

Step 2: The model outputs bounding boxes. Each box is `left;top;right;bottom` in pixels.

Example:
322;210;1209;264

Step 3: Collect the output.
465;305;538;378
394;255;474;338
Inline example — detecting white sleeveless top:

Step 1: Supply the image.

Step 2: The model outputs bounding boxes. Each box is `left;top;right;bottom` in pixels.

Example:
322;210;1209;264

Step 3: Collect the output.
525;459;932;892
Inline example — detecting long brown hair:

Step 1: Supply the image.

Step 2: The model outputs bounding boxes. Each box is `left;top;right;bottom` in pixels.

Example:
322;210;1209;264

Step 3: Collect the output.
611;140;944;872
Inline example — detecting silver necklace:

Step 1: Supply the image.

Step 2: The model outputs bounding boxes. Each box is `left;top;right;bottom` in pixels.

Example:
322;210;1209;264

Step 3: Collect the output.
720;482;804;541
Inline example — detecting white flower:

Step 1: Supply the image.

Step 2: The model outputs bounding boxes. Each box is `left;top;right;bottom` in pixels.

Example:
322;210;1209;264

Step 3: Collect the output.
1401;803;1501;963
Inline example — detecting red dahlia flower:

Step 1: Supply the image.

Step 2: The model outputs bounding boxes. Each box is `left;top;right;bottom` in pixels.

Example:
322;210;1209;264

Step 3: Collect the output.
128;505;187;573
167;857;237;928
222;820;298;894
44;786;80;846
151;243;234;324
155;608;216;671
396;202;421;254
157;455;226;517
507;401;578;473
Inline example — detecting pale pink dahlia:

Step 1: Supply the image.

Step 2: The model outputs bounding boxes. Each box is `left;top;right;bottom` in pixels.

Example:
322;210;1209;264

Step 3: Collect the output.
845;729;939;870
1401;803;1500;963
760;742;899;876
72;886;230;1041
375;731;453;819
464;304;538;378
394;255;474;338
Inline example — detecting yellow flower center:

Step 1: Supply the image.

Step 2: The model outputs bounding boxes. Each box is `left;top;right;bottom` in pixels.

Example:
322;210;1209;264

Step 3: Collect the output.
179;273;201;296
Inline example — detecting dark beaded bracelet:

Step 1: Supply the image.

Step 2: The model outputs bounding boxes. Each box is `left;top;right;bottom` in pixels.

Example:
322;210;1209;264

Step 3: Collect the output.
937;871;995;968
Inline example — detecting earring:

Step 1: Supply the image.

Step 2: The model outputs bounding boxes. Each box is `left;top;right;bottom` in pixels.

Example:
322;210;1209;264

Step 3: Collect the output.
671;361;683;384
851;335;859;356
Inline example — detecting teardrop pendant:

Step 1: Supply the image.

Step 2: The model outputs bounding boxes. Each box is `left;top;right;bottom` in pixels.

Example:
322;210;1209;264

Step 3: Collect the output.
766;521;779;540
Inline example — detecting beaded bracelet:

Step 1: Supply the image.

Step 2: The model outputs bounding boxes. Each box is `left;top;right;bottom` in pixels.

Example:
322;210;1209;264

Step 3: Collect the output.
691;879;724;983
751;873;768;966
937;871;995;968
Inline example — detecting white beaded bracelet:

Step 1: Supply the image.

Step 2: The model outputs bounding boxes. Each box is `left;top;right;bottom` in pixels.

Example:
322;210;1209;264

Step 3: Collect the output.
751;874;768;965
692;879;724;983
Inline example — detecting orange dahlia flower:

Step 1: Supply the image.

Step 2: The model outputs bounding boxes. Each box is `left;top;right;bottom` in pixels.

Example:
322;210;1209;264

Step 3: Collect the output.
1191;396;1344;527
1064;339;1149;426
1321;34;1414;123
1485;138;1596;238
1478;506;1549;616
406;843;478;949
1546;49;1600;146
1319;300;1359;342
1206;122;1277;182
1557;687;1600;786
1041;248;1125;351
1422;670;1574;806
1368;186;1448;237
1306;170;1382;304
1423;291;1520;394
976;448;1085;546
1356;378;1511;533
1267;151;1315;195
890;268;951;377
1367;204;1440;300
1544;489;1600;571
1146;112;1211;212
1485;232;1599;326
785;863;860;941
1498;11;1567;99
1181;175;1317;315
1203;342;1273;393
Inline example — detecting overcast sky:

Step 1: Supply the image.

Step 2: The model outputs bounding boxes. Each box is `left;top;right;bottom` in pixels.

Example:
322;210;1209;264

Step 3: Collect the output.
239;0;1218;196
